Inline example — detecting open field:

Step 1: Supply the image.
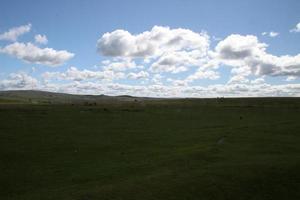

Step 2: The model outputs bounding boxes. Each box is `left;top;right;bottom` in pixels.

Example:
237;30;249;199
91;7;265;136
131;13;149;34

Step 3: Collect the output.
0;91;300;200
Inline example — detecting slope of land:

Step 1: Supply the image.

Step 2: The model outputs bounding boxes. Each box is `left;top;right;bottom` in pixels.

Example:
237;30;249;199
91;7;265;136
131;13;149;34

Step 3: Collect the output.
0;90;148;104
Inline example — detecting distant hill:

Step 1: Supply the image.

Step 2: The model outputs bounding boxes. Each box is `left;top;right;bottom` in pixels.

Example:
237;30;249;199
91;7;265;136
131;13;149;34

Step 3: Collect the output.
0;90;147;104
0;90;300;106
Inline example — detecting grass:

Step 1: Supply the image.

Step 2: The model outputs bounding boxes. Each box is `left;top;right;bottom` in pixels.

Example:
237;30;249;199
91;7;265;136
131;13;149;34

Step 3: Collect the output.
0;98;300;199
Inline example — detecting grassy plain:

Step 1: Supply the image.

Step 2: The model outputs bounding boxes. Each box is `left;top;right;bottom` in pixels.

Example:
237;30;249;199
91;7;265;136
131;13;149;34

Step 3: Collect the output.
0;95;300;200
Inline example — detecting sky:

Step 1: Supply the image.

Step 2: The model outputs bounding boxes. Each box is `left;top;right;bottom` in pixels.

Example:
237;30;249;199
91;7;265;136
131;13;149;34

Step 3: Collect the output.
0;0;300;97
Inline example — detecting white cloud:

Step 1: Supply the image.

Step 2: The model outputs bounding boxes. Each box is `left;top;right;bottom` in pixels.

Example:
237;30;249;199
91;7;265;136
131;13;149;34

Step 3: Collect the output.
164;68;220;87
251;77;265;84
269;31;279;37
215;34;267;60
0;72;37;90
228;75;249;84
182;83;300;97
149;50;203;73
36;80;300;97
0;24;31;41
262;32;267;36
262;31;279;37
97;26;209;58
286;76;297;81
213;34;300;77
290;22;300;33
102;58;140;71
1;71;297;97
42;66;124;82
127;71;149;80
0;42;74;66
97;26;211;80
151;74;163;85
94;29;300;96
170;79;188;87
186;69;220;82
35;34;48;45
231;66;252;77
1;25;300;98
150;57;188;73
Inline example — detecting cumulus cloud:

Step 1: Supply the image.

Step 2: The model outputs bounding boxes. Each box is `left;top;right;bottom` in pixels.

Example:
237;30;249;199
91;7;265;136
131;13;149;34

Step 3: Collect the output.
164;68;220;87
149;50;204;73
95;28;300;94
97;26;210;76
0;42;74;66
212;34;300;77
1;25;300;97
169;79;187;86
151;74;164;85
2;71;296;97
150;54;188;73
186;69;220;82
290;22;300;33
97;26;209;58
102;58;141;71
42;67;124;82
0;72;38;90
215;34;267;60
227;75;250;84
0;24;31;41
127;71;149;80
35;34;48;45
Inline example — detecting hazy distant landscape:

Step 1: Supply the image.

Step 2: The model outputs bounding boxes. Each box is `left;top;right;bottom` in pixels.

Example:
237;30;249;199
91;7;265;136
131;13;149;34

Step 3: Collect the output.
1;90;300;200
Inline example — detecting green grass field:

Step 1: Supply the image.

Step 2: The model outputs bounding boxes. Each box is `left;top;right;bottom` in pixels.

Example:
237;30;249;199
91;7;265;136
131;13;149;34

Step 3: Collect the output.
1;97;300;200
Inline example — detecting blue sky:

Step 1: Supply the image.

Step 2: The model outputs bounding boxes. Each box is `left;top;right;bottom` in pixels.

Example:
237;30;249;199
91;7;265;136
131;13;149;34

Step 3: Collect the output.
0;0;300;97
